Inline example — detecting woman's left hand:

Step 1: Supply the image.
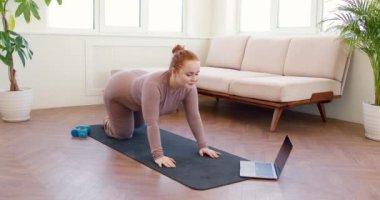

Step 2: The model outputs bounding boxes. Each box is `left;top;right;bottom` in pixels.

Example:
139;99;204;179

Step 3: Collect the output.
199;147;221;159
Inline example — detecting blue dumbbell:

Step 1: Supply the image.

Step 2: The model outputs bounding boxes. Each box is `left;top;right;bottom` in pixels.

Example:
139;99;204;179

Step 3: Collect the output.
71;125;91;138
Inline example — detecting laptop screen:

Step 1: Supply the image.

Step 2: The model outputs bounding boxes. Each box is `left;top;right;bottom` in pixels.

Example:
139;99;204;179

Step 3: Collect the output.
274;135;293;176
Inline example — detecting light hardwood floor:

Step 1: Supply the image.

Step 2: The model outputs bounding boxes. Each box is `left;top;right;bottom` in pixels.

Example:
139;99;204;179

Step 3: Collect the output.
1;96;380;200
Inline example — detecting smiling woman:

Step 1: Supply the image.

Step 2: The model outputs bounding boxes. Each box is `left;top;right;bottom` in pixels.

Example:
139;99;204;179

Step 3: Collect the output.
102;44;221;168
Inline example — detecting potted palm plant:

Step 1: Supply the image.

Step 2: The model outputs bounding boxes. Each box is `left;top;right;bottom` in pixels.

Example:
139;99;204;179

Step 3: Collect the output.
323;0;380;140
0;0;62;122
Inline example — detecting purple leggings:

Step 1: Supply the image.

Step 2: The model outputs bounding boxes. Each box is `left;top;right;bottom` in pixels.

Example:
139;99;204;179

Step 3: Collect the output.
103;70;147;139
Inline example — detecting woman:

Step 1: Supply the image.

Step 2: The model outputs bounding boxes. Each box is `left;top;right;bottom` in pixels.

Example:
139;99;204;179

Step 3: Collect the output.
103;45;221;168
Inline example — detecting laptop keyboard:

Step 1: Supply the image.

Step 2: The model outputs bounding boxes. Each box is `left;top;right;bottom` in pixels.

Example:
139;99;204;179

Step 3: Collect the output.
255;162;275;178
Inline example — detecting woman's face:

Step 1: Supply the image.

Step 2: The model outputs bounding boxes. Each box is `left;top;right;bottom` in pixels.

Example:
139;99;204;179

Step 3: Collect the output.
173;60;200;89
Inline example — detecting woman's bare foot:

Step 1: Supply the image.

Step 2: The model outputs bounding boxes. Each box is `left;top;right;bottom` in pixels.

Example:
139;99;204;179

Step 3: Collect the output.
103;116;111;132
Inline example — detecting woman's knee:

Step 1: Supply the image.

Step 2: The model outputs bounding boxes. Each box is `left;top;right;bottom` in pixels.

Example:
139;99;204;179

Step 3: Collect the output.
112;125;134;139
105;120;134;139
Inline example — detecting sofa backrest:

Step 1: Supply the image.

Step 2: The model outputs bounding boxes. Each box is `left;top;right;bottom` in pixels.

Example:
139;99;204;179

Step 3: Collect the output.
205;35;350;83
241;37;290;75
283;36;351;82
205;35;249;70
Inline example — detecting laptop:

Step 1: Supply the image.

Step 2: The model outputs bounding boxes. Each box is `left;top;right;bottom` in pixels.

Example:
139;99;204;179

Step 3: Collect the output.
240;135;293;180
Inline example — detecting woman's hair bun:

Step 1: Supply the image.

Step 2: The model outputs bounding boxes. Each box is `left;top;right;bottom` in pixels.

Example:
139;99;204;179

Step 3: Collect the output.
172;44;185;54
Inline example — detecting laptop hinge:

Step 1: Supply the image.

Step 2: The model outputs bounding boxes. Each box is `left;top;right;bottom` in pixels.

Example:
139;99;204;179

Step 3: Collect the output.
274;165;281;178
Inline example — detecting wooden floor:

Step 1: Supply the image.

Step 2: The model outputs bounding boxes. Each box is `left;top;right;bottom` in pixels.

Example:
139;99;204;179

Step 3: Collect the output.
1;96;380;200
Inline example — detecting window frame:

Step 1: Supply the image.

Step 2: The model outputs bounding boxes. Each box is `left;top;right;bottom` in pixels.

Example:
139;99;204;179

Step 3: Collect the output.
42;0;186;36
98;0;186;36
99;0;145;33
320;0;341;32
44;0;97;34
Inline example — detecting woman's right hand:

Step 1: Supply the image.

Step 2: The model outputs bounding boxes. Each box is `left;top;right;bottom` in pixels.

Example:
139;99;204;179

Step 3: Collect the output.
154;156;176;168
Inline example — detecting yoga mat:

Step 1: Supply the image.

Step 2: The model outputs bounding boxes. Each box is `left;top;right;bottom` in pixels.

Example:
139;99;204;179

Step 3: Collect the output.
89;125;248;190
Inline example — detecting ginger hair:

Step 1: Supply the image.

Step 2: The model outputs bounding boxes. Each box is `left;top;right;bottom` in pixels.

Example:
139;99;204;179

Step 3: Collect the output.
169;44;199;73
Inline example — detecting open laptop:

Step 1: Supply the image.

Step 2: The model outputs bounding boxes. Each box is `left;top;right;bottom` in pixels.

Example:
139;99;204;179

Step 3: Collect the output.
240;135;293;180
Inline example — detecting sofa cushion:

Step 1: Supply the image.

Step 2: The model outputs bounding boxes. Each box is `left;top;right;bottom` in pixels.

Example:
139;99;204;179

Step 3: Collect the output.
197;67;278;93
284;36;350;81
229;76;341;102
241;37;290;75
205;35;250;70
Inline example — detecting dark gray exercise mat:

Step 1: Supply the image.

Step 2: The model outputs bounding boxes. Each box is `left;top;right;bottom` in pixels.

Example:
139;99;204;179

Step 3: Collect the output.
89;125;249;190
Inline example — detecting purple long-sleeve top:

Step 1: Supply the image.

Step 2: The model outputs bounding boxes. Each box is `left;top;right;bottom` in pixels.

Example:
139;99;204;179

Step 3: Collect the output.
129;71;208;159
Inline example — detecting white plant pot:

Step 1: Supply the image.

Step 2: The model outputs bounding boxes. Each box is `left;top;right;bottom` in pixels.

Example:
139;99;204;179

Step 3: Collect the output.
0;88;33;122
363;102;380;141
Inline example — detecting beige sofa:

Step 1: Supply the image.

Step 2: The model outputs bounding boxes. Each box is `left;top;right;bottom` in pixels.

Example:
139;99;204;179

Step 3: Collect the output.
197;35;352;131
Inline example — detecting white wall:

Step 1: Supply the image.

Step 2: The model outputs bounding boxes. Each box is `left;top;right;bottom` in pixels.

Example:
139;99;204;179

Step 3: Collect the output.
5;33;373;124
186;0;213;37
293;50;374;123
0;0;212;109
210;0;238;36
0;34;209;109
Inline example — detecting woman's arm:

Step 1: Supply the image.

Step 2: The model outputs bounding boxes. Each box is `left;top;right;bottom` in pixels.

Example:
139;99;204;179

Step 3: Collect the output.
141;82;164;160
182;87;208;148
183;87;221;159
142;81;178;167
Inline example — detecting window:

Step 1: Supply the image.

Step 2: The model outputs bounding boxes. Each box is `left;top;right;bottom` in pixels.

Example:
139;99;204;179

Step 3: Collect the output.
240;0;271;32
322;0;341;31
148;0;183;32
104;0;140;27
100;0;183;33
239;0;318;33
48;0;94;29
278;0;312;27
47;0;184;34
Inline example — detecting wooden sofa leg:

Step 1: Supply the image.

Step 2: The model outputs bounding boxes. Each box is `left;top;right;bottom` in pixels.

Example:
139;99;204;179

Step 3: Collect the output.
216;97;219;102
270;108;283;132
317;103;327;122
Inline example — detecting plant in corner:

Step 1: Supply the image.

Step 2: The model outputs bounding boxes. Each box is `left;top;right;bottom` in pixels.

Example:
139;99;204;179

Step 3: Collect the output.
323;0;380;140
0;0;62;122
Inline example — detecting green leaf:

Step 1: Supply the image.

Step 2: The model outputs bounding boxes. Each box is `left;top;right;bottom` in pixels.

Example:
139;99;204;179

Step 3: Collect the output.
15;36;22;46
0;33;6;44
5;51;14;61
30;3;40;20
8;15;16;31
44;0;63;6
0;32;11;48
9;31;19;37
0;2;4;12
23;7;31;23
0;55;10;66
26;48;33;59
17;49;26;66
14;0;45;23
15;3;26;17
